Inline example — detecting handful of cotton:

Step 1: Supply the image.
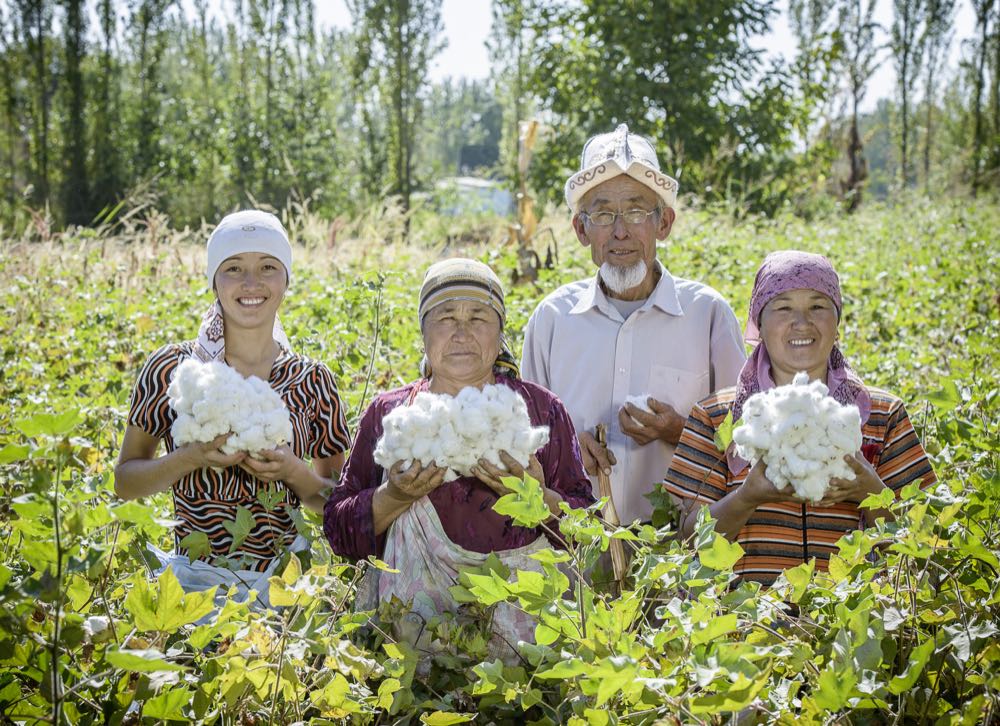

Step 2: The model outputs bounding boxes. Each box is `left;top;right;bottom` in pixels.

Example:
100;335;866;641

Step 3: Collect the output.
732;372;862;502
167;359;293;455
373;383;550;482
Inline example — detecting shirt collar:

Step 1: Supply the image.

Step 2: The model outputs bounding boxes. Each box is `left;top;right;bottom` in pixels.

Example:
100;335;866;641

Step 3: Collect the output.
569;260;684;317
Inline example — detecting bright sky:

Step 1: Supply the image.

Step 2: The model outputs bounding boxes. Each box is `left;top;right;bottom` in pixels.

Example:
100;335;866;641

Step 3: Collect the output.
311;0;977;112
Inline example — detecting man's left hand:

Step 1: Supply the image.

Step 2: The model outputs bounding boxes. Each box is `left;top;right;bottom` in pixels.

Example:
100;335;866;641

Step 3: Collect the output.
619;397;685;446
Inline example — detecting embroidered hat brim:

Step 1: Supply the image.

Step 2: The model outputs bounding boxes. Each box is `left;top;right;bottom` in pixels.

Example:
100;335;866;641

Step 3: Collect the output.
564;124;679;212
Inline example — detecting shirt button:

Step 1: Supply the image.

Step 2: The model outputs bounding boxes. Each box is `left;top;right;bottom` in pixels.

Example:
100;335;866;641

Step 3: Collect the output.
619;368;625;374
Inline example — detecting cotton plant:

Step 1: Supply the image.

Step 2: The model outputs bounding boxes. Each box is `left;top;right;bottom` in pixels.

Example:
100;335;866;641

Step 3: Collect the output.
732;372;862;502
374;383;550;483
167;359;293;455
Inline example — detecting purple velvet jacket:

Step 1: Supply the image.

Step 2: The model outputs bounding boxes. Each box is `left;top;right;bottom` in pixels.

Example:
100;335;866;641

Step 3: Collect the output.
323;377;595;561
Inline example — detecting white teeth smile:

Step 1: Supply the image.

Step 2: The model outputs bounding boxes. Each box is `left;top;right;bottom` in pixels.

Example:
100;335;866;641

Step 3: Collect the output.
789;339;814;346
238;297;265;306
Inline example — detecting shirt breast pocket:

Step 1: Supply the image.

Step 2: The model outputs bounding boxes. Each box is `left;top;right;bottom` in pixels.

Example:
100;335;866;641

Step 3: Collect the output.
647;364;709;421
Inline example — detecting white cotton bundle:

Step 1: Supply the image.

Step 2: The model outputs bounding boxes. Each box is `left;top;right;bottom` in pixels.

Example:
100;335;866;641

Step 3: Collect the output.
373;383;550;483
167;359;293;455
731;372;861;502
624;394;652;412
623;394;653;424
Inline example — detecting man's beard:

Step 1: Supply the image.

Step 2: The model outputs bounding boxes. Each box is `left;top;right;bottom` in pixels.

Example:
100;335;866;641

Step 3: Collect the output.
600;260;648;296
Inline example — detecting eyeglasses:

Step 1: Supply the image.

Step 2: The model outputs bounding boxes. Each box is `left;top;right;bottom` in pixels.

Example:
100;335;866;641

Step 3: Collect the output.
580;208;659;227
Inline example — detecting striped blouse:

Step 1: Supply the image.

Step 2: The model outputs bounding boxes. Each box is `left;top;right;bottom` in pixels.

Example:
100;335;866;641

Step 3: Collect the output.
662;386;935;585
127;342;351;571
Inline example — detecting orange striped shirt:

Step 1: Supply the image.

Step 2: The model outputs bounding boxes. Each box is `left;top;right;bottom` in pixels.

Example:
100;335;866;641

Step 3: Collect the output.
663;386;935;585
127;343;351;571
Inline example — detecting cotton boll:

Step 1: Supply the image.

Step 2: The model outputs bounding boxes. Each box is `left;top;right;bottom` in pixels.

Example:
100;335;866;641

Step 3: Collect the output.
168;358;295;457
734;373;863;502
372;383;551;480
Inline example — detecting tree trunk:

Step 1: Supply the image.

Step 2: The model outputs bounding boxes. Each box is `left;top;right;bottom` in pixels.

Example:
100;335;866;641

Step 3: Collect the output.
923;60;935;189
61;0;89;225
847;89;866;212
971;2;994;195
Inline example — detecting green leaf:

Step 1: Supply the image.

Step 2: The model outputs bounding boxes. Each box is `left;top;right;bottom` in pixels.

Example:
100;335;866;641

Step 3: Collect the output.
814;664;856;710
536;659;588;679
780;559;815;603
14;409;81;438
124;567;216;632
698;533;744;571
420;712;475;725
714;411;735;452
0;443;30;463
105;648;186;672
257;485;285;511
222;506;255;553
367;556;400;573
142;685;192;719
179;531;212;561
859;487;895;511
591;656;638;706
463;571;510;606
889;636;936;694
376;678;400;710
927;379;961;412
690;613;738;645
493;473;551;528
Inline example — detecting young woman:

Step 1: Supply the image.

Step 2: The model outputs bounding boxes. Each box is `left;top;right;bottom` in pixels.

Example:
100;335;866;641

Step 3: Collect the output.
115;210;350;600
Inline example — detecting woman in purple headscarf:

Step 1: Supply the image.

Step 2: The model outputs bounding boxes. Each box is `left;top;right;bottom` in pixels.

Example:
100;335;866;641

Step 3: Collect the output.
662;251;935;585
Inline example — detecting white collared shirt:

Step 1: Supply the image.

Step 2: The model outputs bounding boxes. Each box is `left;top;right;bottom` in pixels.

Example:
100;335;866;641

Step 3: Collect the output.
521;261;747;523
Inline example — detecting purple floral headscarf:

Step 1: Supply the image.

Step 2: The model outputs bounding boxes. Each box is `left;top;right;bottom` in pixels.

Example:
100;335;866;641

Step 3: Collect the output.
727;251;871;475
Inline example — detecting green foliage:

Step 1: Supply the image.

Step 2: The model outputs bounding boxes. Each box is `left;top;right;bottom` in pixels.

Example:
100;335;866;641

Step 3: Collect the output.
0;199;997;722
522;0;815;214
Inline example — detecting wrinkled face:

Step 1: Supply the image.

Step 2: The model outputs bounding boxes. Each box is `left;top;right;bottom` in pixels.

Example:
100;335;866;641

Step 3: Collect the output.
213;252;287;330
572;176;674;293
422;300;501;385
759;288;839;385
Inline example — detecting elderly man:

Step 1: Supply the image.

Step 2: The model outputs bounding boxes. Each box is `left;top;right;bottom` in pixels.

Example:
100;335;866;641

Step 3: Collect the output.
521;124;746;524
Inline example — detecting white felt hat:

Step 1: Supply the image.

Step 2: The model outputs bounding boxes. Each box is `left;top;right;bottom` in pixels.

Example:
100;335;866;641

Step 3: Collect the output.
206;210;292;286
564;123;679;212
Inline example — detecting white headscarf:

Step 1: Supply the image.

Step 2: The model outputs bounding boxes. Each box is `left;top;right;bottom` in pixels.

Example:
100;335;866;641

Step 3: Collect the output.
195;210;293;363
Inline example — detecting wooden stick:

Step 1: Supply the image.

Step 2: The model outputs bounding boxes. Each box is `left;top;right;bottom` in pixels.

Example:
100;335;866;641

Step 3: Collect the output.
595;424;626;589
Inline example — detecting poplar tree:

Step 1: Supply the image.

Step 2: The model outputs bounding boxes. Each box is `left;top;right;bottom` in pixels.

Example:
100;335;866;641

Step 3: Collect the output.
349;0;444;233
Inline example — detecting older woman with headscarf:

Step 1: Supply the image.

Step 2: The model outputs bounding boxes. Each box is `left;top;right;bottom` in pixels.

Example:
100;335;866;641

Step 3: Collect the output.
115;210;351;604
663;251;935;585
323;258;594;654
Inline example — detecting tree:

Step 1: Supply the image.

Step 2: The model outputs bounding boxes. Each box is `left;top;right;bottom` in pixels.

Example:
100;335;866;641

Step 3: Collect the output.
128;0;174;179
15;0;53;207
349;0;444;234
522;0;804;213
969;0;997;194
60;0;89;225
91;0;123;218
920;0;955;189
489;0;535;190
838;0;880;211
891;0;930;187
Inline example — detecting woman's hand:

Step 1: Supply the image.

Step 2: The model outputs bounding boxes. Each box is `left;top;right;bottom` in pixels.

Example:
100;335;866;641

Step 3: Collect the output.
179;434;247;470
472;451;563;516
384;459;447;503
817;453;888;507
472;450;545;496
738;459;809;507
240;445;306;484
